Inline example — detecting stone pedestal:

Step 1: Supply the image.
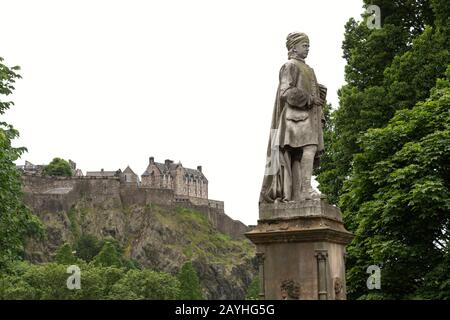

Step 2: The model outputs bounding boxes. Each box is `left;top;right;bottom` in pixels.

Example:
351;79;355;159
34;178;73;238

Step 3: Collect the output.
245;199;353;300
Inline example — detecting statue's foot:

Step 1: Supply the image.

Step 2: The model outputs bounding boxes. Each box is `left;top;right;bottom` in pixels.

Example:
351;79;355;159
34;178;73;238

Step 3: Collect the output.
309;189;321;199
301;188;321;200
275;198;295;204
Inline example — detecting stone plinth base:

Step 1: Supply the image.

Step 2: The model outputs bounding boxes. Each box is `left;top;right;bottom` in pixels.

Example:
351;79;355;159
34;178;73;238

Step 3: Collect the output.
245;199;353;300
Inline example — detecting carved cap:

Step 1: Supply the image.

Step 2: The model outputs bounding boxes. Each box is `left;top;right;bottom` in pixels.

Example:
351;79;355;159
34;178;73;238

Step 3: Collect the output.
286;32;309;50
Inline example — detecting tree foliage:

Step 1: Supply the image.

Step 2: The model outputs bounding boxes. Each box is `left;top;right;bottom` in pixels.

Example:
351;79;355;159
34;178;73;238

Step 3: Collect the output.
343;70;450;299
316;0;450;299
316;0;449;204
110;269;181;300
93;241;123;268
74;234;103;262
55;243;77;265
43;157;73;177
0;239;183;300
177;261;204;300
0;57;43;268
245;276;260;300
0;261;180;300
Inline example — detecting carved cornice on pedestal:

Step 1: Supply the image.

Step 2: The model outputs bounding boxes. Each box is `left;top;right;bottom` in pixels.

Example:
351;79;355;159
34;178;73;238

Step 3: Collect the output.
247;199;354;245
245;218;353;245
259;199;342;222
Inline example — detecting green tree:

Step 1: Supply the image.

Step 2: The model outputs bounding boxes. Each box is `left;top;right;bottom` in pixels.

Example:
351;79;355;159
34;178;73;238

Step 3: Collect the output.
43;157;73;177
93;241;123;267
316;0;450;299
177;261;204;300
0;259;179;300
74;234;103;262
110;269;180;300
11;263;72;299
0;261;127;300
55;243;77;265
0;57;43;268
342;68;450;299
245;276;260;300
316;0;447;204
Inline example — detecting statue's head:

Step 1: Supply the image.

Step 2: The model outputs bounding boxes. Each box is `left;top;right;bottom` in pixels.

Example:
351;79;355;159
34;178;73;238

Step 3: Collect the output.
286;32;310;60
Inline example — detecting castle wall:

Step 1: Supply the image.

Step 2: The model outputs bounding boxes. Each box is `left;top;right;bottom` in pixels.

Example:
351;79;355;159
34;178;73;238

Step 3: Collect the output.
76;178;122;209
120;186;174;207
177;203;248;239
23;191;78;214
21;175;123;212
22;175;78;193
21;175;248;240
188;196;224;212
215;212;249;240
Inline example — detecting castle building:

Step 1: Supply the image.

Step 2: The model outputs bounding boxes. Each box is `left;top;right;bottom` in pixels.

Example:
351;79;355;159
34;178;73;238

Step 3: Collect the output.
17;160;83;176
18;157;208;200
17;160;46;175
16;157;250;239
122;166;139;184
86;168;122;178
141;157;208;199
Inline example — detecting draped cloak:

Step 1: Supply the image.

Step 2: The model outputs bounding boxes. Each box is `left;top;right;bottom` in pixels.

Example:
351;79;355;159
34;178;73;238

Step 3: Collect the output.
259;58;326;203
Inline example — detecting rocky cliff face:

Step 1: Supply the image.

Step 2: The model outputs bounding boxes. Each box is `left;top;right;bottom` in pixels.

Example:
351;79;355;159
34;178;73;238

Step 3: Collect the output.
25;195;257;299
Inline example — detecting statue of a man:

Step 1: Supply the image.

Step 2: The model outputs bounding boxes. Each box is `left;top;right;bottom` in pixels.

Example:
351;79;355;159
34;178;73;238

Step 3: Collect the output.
260;32;327;203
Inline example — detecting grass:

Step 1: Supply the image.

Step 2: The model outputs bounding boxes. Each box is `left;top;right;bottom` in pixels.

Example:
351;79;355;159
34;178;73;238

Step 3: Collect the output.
61;202;254;276
149;205;255;271
176;207;209;225
67;208;81;239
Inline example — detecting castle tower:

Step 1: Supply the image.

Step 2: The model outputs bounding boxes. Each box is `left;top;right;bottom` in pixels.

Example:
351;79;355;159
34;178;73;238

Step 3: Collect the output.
141;157;208;199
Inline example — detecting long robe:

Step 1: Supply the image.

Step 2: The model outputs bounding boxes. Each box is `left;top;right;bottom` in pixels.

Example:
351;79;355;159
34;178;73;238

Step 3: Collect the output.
259;58;325;203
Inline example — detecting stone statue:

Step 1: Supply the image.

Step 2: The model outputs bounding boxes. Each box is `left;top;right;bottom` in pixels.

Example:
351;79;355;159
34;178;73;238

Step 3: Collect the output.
249;39;352;299
260;32;327;203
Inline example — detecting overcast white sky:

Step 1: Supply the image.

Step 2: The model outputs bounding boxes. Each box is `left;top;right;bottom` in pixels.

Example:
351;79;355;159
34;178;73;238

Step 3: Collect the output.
2;0;363;225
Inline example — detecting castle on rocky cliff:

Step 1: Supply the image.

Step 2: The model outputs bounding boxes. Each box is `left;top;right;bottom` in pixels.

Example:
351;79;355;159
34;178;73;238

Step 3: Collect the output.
17;157;247;239
19;156;208;200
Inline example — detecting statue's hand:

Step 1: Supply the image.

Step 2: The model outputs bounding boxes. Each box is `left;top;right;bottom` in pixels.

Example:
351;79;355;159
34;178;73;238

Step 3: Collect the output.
310;94;325;107
286;88;310;109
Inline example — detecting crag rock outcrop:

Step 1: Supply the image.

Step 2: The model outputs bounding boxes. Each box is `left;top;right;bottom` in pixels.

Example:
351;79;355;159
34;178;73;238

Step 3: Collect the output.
24;178;256;299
